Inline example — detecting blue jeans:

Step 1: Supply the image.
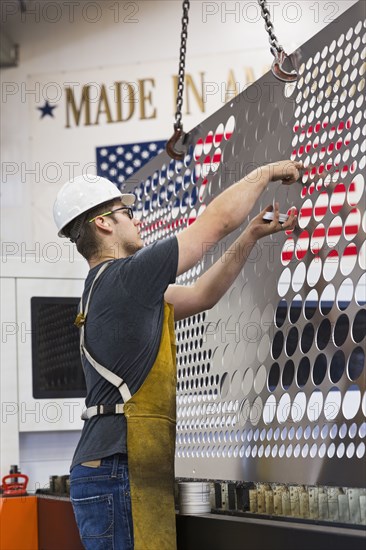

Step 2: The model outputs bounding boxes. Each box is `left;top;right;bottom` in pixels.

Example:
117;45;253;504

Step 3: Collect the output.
70;454;133;550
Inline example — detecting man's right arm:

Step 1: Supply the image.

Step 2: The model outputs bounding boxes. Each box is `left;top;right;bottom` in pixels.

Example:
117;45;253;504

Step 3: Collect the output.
176;160;302;276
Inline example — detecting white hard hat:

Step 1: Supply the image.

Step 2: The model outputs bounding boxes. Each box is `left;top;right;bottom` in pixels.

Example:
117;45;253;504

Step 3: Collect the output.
53;174;136;237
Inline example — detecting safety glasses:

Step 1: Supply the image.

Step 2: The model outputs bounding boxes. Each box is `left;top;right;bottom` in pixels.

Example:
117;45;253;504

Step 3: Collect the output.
89;206;134;223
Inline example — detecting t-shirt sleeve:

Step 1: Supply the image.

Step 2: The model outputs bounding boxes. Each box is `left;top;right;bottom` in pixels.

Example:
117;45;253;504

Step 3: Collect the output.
119;237;178;305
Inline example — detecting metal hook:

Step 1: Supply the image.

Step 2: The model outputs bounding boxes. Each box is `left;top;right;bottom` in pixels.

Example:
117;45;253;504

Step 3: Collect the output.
272;49;298;83
166;127;188;161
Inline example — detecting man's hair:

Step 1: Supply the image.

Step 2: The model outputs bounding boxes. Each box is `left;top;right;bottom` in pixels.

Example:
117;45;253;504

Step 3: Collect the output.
63;199;117;260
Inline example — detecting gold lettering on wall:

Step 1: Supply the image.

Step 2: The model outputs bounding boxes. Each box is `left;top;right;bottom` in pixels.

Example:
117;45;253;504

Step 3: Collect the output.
65;86;91;128
95;85;113;125
172;72;206;115
244;67;256;85
138;79;157;120
115;81;135;122
63;65;263;128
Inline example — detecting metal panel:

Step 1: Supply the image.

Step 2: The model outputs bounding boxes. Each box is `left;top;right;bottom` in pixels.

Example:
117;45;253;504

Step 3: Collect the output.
120;1;365;487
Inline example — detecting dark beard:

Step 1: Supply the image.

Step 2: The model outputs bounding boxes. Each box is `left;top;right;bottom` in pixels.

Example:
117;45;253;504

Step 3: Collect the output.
124;240;144;256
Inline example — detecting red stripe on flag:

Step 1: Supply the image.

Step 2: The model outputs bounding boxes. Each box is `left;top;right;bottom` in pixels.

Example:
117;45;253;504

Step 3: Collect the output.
327;226;342;237
344;224;359;236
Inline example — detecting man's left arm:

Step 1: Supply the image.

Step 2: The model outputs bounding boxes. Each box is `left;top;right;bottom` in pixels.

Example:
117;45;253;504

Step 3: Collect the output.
165;204;297;321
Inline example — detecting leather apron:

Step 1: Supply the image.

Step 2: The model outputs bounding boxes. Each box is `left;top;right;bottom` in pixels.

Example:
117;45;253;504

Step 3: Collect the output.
124;302;177;550
77;265;177;550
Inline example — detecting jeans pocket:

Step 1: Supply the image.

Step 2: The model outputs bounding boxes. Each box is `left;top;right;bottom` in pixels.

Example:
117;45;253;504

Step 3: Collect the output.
71;493;114;541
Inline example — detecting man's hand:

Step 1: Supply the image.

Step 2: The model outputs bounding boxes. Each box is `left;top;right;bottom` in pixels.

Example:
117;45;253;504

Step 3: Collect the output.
247;203;297;241
264;160;303;185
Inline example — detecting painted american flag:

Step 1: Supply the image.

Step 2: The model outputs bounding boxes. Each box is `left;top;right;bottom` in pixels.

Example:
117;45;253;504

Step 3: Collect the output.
96;140;167;189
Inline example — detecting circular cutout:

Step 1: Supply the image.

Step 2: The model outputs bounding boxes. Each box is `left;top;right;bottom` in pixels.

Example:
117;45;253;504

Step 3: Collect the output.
289;295;302;323
231;370;242;397
291;392;306;422
301;323;315;354
333;314;349;347
258;333;270;363
250;396;263;426
330;350;346;383
317;319;332;350
268;363;280;392
344;208;361;241
355;273;366;306
242;369;254;396
304;289;318;320
275;300;287;328
313;354;327;385
337;278;353;311
299;199;313;228
272;331;284;360
348;174;365;206
278;268;291;297
281;237;295;266
348;347;365;381
342;385;361;420
282;360;295;390
286;327;298;357
263;395;276;425
194;139;204;161
254;365;267;394
203;131;214;155
311;224;325;254
324;387;341;420
224;115;235;140
360;241;366;271
307;257;322;287
330;183;346;214
220;373;230;398
320;284;335;315
297;356;310;387
323;250;339;282
292;263;306;292
356;442;365;459
277;393;291;424
214;123;224;147
314;192;329;221
327;217;342;247
352;311;366;343
307;389;323;421
296;231;309;260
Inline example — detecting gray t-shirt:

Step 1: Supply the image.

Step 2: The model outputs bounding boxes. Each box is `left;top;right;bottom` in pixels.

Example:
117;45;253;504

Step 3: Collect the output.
70;237;178;470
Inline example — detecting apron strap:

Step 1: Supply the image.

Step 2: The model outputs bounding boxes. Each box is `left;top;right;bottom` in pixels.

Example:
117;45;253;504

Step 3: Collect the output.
78;261;132;418
81;403;125;420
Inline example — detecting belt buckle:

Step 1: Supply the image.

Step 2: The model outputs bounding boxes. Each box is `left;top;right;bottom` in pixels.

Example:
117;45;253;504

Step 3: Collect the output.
98;404;116;415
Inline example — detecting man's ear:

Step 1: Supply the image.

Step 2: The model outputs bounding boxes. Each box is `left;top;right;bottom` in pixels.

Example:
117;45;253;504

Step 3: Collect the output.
94;216;113;233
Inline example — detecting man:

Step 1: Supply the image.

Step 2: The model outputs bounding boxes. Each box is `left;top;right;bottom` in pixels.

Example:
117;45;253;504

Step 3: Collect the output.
53;159;301;550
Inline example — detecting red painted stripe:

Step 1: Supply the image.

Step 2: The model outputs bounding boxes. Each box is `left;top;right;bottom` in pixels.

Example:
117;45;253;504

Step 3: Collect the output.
314;206;327;216
344;244;358;256
327;226;342;237
313;227;325;238
344;224;359;235
281;251;294;262
300;208;313;217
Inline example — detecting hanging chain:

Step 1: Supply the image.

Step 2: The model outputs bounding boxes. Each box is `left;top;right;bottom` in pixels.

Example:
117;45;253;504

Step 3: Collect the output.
258;0;298;82
258;0;283;56
174;0;190;132
166;0;190;159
